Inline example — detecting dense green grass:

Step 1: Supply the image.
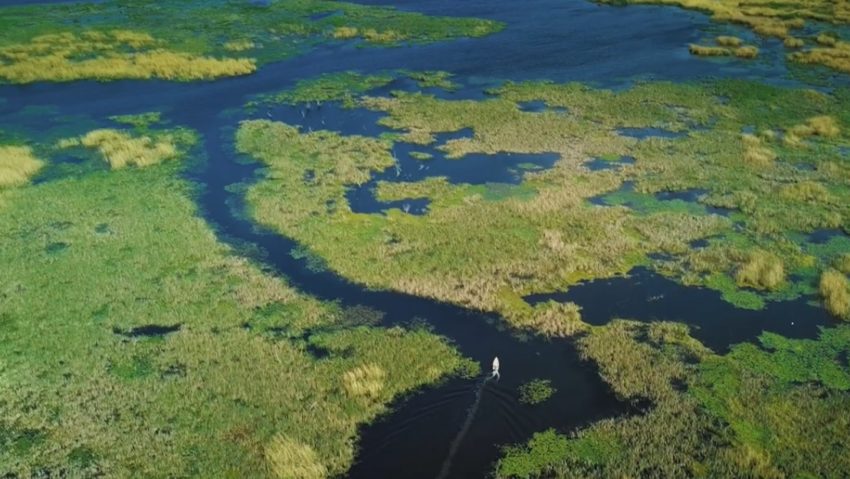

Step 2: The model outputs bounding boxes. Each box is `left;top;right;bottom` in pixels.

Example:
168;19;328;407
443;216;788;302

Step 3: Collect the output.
240;75;850;327
497;321;850;478
0;0;502;83
0;139;473;476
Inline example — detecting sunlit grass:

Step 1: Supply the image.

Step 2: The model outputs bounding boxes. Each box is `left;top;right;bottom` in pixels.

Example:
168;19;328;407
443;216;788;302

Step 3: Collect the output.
59;127;195;169
0;31;256;83
498;320;850;477
0;136;473;476
820;269;850;319
0;0;502;83
596;0;850;73
241;76;850;324
716;35;741;47
265;435;328;479
0;145;43;188
735;250;785;290
343;363;387;401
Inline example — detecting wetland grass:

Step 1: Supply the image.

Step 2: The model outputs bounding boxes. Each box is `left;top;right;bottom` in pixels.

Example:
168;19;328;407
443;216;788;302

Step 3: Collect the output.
60;127;196;169
597;0;850;73
242;76;850;324
0;145;43;188
0;137;472;476
518;379;557;405
0;0;502;83
820;269;850;319
497;321;850;478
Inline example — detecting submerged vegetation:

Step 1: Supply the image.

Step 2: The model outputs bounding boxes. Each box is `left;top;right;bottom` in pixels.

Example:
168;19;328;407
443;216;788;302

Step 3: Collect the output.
0;127;473;476
497;321;850;478
518;379;557;405
240;74;850;328
0;0;502;83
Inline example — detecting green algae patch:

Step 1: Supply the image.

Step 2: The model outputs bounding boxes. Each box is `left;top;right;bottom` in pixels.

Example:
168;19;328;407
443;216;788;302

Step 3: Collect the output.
241;76;850;327
0;0;502;83
0;137;471;476
496;321;850;478
0;145;43;188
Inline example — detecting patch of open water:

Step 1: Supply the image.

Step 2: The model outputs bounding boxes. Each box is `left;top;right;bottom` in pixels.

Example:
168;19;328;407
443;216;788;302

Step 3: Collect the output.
526;267;833;353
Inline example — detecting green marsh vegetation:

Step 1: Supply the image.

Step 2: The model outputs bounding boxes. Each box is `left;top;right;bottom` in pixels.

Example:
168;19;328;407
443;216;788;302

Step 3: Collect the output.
239;74;850;329
689;36;759;58
0;0;502;83
248;70;460;108
518;379;557;405
598;0;850;74
497;321;850;478
0;126;474;476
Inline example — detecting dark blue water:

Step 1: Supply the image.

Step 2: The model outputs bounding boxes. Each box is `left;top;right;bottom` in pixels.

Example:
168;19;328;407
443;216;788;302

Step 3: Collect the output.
345;130;559;215
526;267;834;353
1;0;844;477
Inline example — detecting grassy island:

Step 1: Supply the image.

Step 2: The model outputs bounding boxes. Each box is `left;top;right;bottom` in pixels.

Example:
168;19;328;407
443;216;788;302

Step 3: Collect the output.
239;73;850;330
0;122;472;477
0;0;502;83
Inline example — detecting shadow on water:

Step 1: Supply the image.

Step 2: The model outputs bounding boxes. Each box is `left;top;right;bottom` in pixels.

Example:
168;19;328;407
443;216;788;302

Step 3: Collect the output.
526;267;834;352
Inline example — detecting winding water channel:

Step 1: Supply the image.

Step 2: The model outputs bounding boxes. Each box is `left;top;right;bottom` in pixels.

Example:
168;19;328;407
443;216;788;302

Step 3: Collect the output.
3;0;845;476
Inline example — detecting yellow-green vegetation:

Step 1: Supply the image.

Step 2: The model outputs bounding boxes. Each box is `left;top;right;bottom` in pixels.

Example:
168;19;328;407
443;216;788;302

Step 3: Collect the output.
265;434;327;479
597;0;850;73
689;37;759;59
689;44;733;57
58;126;196;169
250;71;396;108
0;137;473;476
0;0;502;83
735;250;785;290
249;70;459;108
240;76;850;326
0;31;257;83
716;35;742;47
820;269;850;319
0;145;43;188
518;379;557;405
497;321;850;478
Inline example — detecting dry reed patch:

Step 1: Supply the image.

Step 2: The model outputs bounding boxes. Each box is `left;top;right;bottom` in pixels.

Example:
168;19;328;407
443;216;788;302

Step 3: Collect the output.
62;129;178;169
0;31;255;83
342;364;387;401
741;133;776;166
819;269;850;319
265;435;328;479
735;250;785;290
0;145;43;188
